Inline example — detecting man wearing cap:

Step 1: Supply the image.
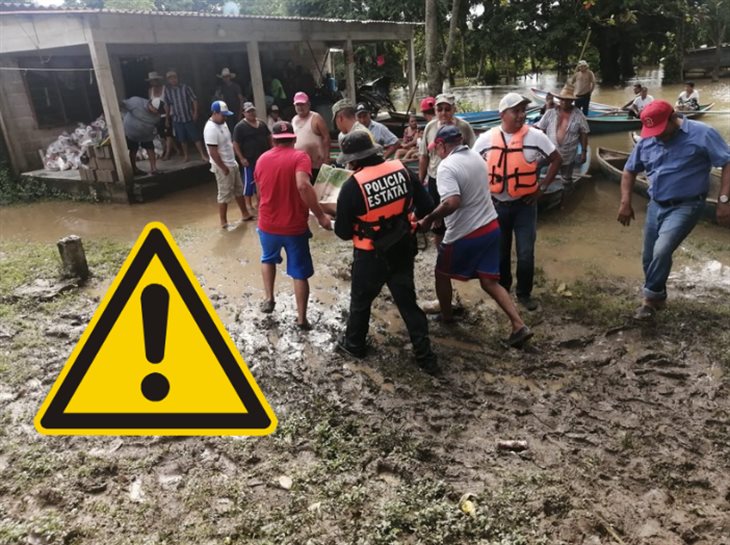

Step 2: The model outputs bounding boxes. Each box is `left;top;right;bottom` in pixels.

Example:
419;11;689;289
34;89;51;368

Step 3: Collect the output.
473;92;561;311
419;93;476;244
568;60;596;116
121;96;161;177
332;99;373;146
164;70;208;163
418;125;533;348
254;121;333;329
535;82;589;181
214;67;244;133
146;71;178;161
420;96;436;123
292;91;330;184
355;103;399;159
617;100;730;319
267;105;281;131
204;100;254;228
233;102;272;213
333;130;439;374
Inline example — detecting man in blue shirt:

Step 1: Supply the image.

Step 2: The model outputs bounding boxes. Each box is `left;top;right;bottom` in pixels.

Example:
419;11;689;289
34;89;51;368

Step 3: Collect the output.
617;100;730;320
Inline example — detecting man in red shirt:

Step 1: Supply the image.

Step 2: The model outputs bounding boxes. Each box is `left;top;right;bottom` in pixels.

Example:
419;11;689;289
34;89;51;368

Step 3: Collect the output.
254;121;333;329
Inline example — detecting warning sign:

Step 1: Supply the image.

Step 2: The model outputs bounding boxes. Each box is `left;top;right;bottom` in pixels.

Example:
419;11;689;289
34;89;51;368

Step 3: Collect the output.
34;222;277;436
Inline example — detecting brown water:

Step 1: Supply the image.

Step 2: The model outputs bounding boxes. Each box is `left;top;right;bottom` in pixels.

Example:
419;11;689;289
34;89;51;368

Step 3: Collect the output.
2;70;729;302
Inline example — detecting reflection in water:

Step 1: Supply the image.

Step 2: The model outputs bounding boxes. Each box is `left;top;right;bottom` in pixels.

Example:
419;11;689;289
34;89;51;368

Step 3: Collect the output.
2;70;730;301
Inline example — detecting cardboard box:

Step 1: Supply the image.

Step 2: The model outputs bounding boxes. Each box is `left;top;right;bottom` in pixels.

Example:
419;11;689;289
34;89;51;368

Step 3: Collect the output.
94;157;115;170
94;169;119;183
95;145;113;159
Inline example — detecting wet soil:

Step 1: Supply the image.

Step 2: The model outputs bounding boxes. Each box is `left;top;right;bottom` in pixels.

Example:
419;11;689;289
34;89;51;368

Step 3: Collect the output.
1;209;729;545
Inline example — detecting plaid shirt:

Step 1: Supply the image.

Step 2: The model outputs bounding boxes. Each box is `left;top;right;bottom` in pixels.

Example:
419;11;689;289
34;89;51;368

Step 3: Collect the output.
163;83;197;123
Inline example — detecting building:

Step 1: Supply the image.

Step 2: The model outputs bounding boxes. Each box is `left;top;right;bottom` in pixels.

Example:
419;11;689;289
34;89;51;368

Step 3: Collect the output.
0;5;419;202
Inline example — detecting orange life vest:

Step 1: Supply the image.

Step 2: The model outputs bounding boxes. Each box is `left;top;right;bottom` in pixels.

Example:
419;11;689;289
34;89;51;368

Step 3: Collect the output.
352;160;411;251
483;125;539;198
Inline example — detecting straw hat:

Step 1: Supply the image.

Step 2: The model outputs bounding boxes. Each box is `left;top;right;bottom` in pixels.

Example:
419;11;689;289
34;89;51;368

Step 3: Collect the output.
145;71;163;82
555;82;578;101
217;67;236;79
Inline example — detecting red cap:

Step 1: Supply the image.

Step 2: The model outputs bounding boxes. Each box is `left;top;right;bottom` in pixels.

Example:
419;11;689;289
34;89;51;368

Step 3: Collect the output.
420;96;435;113
640;100;674;138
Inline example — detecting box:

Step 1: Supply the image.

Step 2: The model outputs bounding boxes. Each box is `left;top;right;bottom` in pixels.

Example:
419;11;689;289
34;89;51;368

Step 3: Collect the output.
94;157;115;170
95;169;119;183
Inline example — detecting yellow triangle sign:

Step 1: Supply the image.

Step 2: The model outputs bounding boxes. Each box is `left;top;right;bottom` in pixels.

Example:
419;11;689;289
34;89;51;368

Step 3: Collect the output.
35;222;277;436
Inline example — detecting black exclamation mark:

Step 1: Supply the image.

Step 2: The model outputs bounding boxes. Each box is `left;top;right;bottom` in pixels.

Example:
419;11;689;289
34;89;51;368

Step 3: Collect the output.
140;284;170;402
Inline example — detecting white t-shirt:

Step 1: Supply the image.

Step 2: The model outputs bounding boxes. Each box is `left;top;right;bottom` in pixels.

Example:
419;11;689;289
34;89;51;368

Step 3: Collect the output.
436;145;498;245
632;95;654;112
472;126;556;202
677;90;699;103
203;119;236;167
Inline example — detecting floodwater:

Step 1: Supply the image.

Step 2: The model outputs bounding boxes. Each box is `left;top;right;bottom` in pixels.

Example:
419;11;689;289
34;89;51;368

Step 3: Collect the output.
2;69;730;303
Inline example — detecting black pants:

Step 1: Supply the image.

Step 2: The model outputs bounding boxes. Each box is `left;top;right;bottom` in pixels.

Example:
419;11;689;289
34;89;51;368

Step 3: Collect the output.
493;198;537;299
575;93;591;116
344;237;434;363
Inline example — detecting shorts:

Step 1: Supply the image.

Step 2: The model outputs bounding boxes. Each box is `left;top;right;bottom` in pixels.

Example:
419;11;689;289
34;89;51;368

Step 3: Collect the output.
436;220;501;281
126;137;154;152
257;228;314;280
212;164;243;203
173;120;201;143
241;165;257;197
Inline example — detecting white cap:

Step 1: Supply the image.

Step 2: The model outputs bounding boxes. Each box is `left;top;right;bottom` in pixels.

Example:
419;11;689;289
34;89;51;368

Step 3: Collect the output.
498;93;531;113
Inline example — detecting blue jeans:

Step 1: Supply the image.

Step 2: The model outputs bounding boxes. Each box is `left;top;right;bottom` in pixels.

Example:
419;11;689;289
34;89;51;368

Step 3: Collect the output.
493;198;537;299
642;199;704;301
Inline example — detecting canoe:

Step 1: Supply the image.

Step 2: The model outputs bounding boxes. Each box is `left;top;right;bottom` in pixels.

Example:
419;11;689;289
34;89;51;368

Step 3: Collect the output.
587;103;714;135
539;145;592;212
596;147;721;221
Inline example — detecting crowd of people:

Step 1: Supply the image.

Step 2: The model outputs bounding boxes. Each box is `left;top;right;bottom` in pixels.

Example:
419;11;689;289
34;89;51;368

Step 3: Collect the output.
125;61;730;377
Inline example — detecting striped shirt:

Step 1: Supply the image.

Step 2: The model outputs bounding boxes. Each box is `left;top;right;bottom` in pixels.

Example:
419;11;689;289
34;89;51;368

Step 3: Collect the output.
163;83;197;123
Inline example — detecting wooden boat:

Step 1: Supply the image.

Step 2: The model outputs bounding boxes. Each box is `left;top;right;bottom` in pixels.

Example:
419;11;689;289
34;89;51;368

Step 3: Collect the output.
596;147;722;221
587;103;714;135
539;145;592;212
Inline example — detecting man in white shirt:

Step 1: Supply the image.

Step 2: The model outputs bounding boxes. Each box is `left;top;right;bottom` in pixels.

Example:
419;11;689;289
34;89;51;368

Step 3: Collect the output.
473;93;561;311
626;87;654;118
676;81;700;111
203;100;254;228
355;103;399;158
417;125;533;347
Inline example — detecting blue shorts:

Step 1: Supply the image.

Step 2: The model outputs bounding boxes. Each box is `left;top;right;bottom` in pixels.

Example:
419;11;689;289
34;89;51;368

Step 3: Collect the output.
436;220;501;281
241;165;257;197
173;121;200;143
258;228;314;280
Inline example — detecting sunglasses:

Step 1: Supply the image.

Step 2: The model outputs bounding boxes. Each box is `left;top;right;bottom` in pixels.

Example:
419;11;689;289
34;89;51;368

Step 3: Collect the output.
436;105;452;112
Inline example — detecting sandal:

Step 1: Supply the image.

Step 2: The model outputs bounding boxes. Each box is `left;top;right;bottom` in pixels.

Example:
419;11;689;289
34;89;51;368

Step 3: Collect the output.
507;326;533;348
259;299;275;314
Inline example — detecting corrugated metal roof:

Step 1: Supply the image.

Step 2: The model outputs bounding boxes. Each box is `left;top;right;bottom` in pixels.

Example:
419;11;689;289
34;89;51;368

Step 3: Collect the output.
0;3;421;26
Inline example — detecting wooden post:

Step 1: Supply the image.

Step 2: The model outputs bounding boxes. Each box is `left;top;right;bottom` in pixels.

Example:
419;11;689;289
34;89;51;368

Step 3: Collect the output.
57;235;89;280
408;38;417;105
86;26;134;190
247;41;266;117
345;39;356;104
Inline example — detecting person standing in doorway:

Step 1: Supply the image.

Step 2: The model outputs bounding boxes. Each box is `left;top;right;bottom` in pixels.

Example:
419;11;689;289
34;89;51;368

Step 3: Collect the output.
214;67;245;133
473;93;561;311
254;121;333;329
569;60;596;116
233;102;272;213
617;100;730;319
146;71;179;161
292;91;331;183
121;96;160;176
164;70;208;163
203;100;254;228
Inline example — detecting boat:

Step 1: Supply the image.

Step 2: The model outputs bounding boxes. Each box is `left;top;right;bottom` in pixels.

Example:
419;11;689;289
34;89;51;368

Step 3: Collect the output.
539;145;592;212
531;87;615;113
586;103;714;135
596;147;722;221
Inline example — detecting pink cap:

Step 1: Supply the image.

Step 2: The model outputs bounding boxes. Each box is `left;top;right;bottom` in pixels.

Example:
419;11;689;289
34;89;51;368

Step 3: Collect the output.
293;91;310;105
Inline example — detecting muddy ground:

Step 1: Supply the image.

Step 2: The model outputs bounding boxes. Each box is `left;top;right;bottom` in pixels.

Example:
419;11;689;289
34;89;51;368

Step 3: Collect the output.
1;220;729;545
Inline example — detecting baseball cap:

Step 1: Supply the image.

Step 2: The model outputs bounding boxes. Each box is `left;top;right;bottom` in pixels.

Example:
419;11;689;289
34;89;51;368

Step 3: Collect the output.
420;96;436;112
243;101;256;112
271;104;280;111
211;100;234;116
355;103;370;115
427;125;462;150
640;100;674;138
272;121;296;140
165;70;177;78
293;91;310;105
435;93;455;106
332;99;354;117
577;60;589;67
498;93;531;113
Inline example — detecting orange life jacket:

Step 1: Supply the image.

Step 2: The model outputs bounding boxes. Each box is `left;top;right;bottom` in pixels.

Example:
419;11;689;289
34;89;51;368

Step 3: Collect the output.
483;125;539;198
352;160;411;251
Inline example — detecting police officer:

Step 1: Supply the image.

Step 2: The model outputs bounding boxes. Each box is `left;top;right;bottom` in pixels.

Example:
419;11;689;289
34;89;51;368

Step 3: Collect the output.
334;130;439;375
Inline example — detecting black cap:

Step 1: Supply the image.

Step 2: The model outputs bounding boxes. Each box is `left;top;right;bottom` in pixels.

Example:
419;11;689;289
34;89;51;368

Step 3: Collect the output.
271;121;296;140
355;103;370;115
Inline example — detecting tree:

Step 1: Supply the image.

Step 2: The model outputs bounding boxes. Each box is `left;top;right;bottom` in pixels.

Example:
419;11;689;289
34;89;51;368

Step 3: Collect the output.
425;0;465;95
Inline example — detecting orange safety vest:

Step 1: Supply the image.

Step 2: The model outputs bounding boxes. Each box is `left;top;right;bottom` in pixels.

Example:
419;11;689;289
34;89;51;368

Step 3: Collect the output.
352;160;411;251
484;125;539;198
